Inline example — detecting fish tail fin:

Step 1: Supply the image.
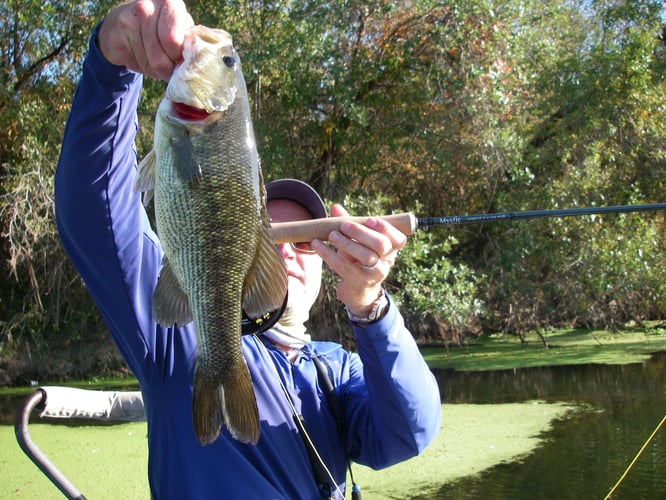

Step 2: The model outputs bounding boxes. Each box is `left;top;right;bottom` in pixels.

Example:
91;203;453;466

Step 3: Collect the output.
221;365;261;445
192;364;260;446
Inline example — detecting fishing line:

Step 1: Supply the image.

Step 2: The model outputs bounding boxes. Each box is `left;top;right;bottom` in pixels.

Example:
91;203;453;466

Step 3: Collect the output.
252;334;344;499
604;412;666;499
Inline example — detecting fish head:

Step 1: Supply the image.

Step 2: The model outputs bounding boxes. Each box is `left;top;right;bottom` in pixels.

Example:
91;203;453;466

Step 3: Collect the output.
165;25;242;121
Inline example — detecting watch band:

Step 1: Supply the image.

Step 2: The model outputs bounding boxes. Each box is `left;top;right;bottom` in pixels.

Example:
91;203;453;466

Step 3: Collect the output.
346;289;389;326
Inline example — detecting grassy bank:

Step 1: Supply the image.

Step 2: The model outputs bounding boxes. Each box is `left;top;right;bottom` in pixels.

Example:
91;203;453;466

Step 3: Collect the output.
421;322;666;372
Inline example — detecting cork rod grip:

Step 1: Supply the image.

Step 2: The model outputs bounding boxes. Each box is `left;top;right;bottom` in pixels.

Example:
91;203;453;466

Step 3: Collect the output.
269;213;417;244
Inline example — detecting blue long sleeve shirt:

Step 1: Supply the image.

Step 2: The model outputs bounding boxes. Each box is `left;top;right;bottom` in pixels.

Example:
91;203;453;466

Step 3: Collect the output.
54;29;441;500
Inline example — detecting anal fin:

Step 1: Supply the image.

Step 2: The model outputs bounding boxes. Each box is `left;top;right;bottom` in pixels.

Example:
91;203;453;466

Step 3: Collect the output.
242;225;288;319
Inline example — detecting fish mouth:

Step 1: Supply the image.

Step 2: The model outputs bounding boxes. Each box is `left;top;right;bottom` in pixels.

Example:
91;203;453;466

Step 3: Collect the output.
172;102;211;121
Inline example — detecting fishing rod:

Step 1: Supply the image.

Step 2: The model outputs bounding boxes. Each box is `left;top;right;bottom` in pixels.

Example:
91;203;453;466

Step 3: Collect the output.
270;202;666;243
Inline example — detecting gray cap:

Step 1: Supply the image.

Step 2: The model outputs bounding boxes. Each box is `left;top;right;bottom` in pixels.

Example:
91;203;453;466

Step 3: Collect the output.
265;178;327;219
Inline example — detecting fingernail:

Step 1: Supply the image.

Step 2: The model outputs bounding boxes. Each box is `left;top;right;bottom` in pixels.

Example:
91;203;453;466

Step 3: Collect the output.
329;231;340;242
365;217;378;228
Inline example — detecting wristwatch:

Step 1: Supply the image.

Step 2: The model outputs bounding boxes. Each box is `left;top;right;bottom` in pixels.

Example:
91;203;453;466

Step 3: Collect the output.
346;289;389;326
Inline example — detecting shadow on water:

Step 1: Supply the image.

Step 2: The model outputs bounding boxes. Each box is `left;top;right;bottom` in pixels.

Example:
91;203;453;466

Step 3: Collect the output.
426;352;666;500
1;393;36;426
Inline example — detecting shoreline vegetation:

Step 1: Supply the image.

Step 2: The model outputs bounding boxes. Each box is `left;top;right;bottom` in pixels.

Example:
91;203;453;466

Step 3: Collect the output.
3;322;665;396
2;324;665;498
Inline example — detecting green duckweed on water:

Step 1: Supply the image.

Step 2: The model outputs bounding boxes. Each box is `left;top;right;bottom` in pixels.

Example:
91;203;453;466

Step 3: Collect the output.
1;401;572;499
2;324;663;499
353;401;574;499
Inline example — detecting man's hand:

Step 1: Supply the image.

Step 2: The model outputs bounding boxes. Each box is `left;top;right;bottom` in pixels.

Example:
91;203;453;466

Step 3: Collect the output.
312;204;407;318
98;0;194;80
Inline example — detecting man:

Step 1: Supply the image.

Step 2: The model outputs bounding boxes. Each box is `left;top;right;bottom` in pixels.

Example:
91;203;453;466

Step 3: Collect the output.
54;1;441;498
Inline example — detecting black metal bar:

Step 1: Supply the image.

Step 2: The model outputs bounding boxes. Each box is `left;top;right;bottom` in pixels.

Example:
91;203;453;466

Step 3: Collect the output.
14;389;87;500
417;203;666;228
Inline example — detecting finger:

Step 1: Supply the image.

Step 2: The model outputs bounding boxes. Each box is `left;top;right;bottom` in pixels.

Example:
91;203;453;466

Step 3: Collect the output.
312;236;372;275
329;203;349;218
311;239;351;276
130;0;192;80
139;2;178;79
98;3;145;70
132;1;161;74
327;205;357;262
327;204;405;268
337;220;394;262
364;217;408;251
334;245;356;265
329;227;381;268
344;218;405;271
156;0;194;63
331;204;407;250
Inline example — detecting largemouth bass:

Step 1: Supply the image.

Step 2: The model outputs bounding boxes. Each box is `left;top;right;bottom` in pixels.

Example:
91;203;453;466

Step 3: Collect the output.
134;26;287;445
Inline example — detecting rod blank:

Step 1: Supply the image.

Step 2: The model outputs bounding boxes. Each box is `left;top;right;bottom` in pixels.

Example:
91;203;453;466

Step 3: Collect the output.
418;203;666;228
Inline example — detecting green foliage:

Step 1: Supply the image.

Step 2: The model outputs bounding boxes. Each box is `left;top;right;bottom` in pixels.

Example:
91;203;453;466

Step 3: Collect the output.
480;0;666;332
567;209;666;328
1;1;113;354
2;0;666;369
482;203;666;333
392;230;486;344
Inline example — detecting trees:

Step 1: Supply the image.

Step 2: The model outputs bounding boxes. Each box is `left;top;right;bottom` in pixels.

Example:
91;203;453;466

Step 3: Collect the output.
1;1;115;355
480;0;666;331
1;0;665;363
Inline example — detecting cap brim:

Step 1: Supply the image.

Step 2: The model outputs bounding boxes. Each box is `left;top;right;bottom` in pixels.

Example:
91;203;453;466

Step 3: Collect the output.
265;179;327;219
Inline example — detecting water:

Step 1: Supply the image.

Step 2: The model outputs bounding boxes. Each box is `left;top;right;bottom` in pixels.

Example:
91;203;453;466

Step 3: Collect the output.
429;352;666;499
2;355;665;499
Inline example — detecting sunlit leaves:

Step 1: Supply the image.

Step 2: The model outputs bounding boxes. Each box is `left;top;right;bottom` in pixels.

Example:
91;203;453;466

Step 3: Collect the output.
1;0;114;349
2;0;666;350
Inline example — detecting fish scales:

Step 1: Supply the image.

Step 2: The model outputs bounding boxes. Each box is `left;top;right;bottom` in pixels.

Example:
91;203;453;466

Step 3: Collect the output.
134;26;287;446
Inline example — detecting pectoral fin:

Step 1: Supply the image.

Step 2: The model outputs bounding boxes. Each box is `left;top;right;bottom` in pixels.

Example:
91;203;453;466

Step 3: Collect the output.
152;257;193;326
134;149;156;206
170;131;202;183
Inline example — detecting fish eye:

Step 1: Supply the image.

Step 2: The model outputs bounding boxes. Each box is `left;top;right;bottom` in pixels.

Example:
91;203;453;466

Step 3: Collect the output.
223;56;236;68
